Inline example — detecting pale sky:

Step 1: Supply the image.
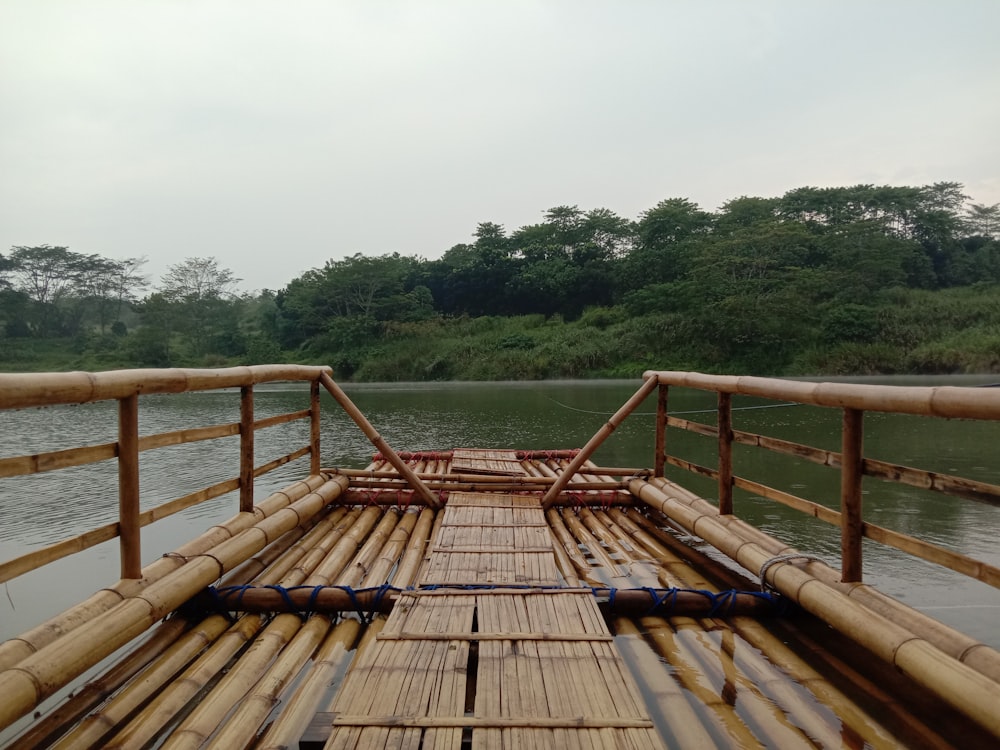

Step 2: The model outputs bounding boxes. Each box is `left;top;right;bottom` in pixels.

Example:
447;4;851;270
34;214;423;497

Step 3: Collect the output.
2;1;998;293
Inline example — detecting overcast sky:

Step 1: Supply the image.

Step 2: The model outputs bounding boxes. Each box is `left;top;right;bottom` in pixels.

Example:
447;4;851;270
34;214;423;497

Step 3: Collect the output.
2;1;998;293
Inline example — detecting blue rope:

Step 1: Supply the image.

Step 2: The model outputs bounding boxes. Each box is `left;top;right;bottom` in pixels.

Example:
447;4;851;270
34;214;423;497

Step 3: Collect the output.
204;584;786;619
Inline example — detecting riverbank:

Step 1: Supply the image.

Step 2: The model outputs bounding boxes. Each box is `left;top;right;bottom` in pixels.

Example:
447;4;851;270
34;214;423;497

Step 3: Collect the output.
3;284;1000;379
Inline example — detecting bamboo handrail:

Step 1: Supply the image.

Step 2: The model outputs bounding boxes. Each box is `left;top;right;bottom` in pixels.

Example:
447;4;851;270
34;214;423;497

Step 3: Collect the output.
645;370;1000;420
0;365;331;410
0;367;329;585
655;372;1000;590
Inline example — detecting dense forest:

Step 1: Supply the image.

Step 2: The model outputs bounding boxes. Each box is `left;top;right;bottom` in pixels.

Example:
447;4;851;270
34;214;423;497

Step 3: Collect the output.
3;182;1000;379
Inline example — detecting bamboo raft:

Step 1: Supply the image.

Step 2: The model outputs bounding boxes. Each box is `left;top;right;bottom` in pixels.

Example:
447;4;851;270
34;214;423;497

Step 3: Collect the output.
1;366;999;748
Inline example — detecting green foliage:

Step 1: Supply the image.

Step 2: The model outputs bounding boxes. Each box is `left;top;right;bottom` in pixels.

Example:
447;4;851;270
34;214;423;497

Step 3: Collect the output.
7;184;1000;378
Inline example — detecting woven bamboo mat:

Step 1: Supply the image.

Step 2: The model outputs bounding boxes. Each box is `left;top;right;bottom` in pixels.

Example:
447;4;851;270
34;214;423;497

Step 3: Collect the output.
450;449;528;476
316;493;663;749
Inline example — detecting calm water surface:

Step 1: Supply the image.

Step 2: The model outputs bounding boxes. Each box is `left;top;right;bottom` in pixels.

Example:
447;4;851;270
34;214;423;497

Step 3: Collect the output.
1;377;998;647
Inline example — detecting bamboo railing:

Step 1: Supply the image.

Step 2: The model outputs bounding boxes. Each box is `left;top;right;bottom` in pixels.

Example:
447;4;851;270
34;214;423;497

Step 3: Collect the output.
643;371;1000;588
0;365;430;584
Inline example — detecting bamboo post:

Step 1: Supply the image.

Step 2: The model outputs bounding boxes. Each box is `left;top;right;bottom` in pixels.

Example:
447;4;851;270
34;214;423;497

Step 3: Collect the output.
118;394;141;579
318;372;439;508
718;391;733;515
654;384;668;477
542;375;658;509
841;408;864;583
239;385;254;513
310;379;321;475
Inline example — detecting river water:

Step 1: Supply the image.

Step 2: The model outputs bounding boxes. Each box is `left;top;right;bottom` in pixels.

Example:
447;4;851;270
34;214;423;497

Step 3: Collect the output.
1;377;999;648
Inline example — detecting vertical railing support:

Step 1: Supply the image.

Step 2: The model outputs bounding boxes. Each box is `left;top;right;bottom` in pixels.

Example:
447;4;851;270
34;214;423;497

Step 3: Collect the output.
654;384;668;477
310;379;321;475
117;393;141;579
718;392;734;515
239;385;254;513
841;407;864;582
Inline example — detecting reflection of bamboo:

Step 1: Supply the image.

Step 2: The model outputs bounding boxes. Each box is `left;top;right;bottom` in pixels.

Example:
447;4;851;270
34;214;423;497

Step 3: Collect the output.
612;506;926;749
632;477;1000;739
614;616;721;747
579;503;814;747
648;474;1000;684
642;616;765;748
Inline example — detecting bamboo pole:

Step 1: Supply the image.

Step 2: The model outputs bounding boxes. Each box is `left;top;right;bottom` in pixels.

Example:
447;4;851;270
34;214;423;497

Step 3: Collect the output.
0;474;328;671
117;393;141;579
335;509;401;588
362;508;420;585
6;615;192;750
318;371;439;508
630;477;1000;740
44;614;232;750
718;391;733;516
558;508;625;583
654;384;668;477
254;618;362;750
542;375;658;509
239;385;254;512
391;508;435;588
196;508;417;748
326;467;645;482
0;365;332;410
643;475;1000;683
841;408;864;582
103;491;373;748
104;614;267;749
310;378;321;475
0;477;350;732
643;370;1000;420
192;583;778;618
613;506;921;749
160;613;309;750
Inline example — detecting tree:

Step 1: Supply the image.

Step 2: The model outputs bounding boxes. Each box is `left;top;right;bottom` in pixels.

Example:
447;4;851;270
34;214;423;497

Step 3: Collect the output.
158;257;241;302
965;203;1000;239
154;257;244;358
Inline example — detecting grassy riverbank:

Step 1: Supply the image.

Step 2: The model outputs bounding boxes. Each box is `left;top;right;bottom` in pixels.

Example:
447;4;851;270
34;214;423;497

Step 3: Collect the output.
4;285;999;379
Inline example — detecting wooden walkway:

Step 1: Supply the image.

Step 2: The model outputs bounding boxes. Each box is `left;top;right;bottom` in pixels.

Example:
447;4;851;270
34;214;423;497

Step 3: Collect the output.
312;492;663;749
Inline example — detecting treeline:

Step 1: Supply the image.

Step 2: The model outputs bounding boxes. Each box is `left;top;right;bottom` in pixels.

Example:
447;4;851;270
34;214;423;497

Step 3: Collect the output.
3;182;1000;378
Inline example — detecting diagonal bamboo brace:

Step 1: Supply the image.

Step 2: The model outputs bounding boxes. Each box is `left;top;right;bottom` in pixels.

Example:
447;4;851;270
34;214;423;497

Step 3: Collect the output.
541;375;658;510
318;372;440;508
